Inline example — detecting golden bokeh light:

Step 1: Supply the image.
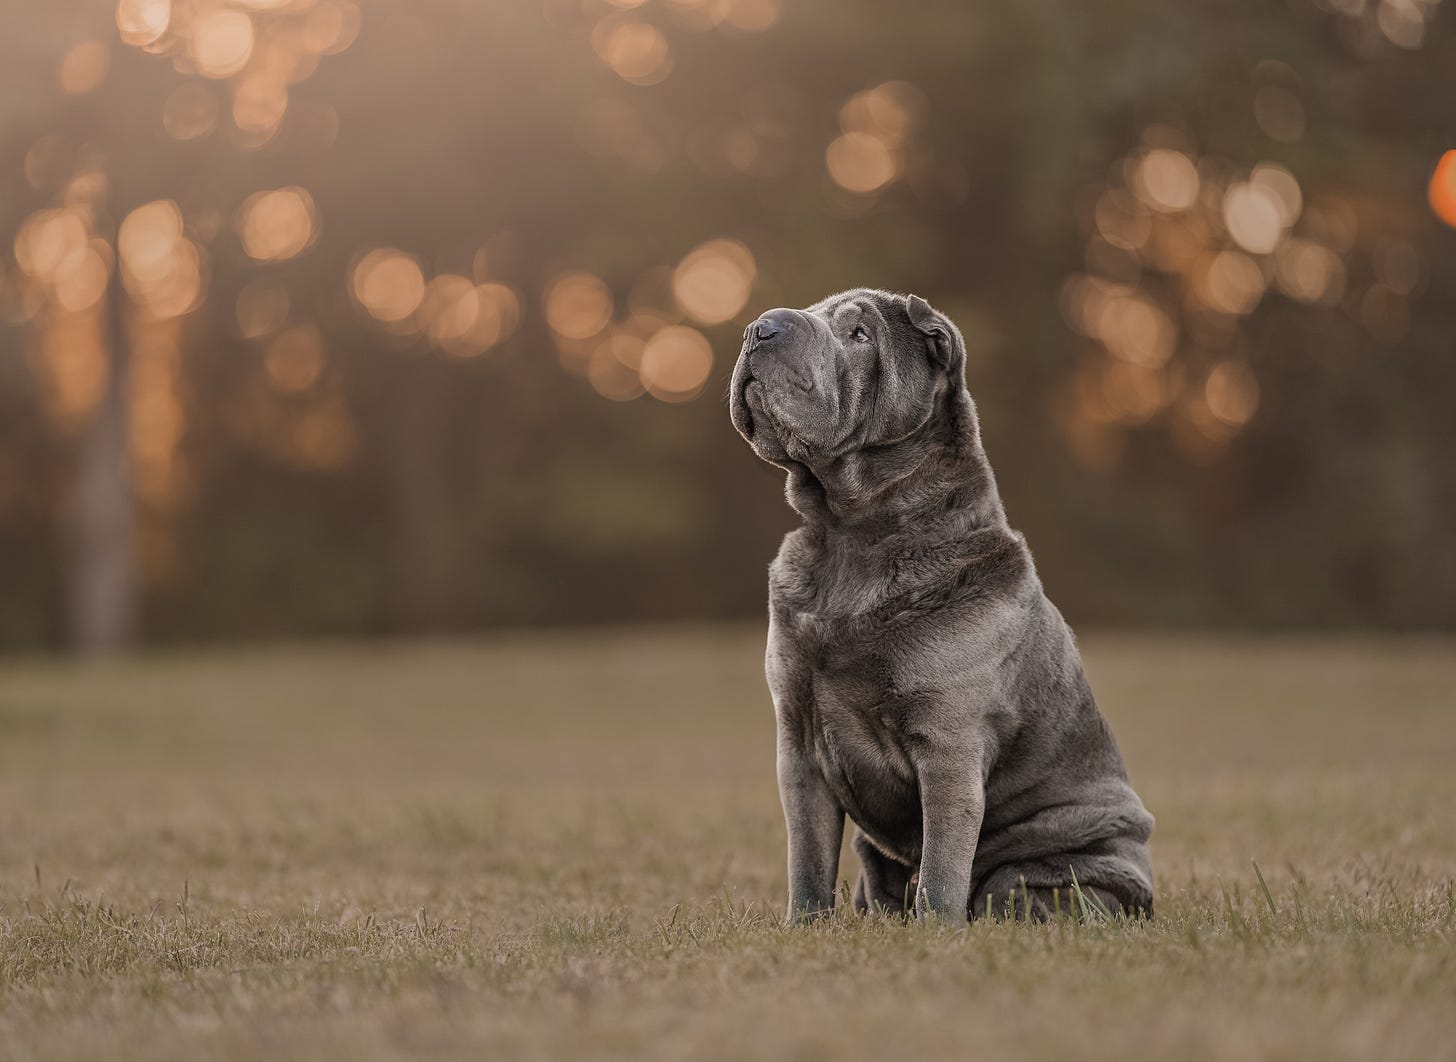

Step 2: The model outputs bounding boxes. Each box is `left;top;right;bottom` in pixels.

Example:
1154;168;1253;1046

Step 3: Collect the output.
52;245;111;313
545;273;614;341
163;81;220;140
1376;0;1428;48
1221;181;1285;255
118;199;184;286
300;1;361;56
116;0;170;47
190;9;256;79
38;0;1396;518
489;283;523;325
144;241;205;319
422;274;517;356
1096;293;1176;368
1273;239;1346;305
15;209;89;280
591;20;674;86
236;186;319;262
1058;275;1113;338
838;82;923;145
423;275;479;345
351;248;426;324
236;279;290;338
1250;164;1302;228
1095;190;1152;250
1065;122;1364;456
60;41;111;95
1067;130;1330;450
245;29;316;85
232;73;289;137
607;330;647;369
1204;361;1259;428
476;282;521;346
1067;357;1169;432
718;0;783;33
1134;150;1200;212
1429;150;1456;229
826;131;897;195
671;238;756;325
588;339;646;402
826;81;921;196
1200;250;1266;316
264;322;327;394
65;170;109;210
659;0;717;27
639;324;713;401
3;282;44;327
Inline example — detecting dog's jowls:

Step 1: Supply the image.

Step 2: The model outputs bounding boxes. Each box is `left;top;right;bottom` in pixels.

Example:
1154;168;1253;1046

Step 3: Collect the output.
730;288;1153;925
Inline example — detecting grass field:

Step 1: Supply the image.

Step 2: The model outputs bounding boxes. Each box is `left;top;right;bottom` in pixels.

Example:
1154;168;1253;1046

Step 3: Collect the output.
2;626;1454;1061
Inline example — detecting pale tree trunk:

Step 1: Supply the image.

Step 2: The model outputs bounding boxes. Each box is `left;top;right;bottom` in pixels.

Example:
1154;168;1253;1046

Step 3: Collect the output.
65;266;138;653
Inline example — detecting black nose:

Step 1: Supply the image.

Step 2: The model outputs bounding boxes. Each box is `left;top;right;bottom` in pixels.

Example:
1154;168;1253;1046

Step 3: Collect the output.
753;308;798;342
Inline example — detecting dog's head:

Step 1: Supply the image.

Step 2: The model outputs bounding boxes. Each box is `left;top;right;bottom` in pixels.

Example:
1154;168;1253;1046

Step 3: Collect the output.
729;288;967;470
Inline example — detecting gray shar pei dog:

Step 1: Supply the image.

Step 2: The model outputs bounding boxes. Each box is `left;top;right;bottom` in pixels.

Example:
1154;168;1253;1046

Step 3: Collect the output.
728;288;1154;925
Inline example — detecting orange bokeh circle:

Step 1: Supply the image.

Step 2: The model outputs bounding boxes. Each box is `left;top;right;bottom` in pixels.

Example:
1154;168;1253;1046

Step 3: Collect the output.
1430;150;1456;229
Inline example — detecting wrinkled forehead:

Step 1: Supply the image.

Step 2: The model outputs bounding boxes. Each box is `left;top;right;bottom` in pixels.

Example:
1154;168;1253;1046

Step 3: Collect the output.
804;289;897;328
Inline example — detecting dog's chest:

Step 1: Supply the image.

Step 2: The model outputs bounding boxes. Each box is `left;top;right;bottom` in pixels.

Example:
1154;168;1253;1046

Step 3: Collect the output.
810;664;915;775
770;590;922;837
792;637;921;845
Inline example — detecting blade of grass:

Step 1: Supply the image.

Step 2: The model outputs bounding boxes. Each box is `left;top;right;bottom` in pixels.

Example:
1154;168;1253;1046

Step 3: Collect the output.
1251;859;1279;918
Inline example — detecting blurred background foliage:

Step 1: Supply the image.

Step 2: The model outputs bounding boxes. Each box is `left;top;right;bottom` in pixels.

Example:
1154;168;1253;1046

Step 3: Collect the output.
0;0;1453;652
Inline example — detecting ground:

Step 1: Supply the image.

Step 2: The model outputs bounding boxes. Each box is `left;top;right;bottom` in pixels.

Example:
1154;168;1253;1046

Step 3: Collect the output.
1;627;1454;1061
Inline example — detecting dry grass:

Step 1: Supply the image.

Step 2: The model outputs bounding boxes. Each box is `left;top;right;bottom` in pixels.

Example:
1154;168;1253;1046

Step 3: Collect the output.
2;627;1454;1061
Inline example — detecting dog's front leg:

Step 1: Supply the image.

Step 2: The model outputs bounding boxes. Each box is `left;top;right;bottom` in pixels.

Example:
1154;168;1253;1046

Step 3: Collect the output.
911;744;986;926
777;727;844;924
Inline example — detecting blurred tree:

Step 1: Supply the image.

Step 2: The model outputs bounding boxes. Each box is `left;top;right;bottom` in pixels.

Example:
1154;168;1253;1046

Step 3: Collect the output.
3;0;359;649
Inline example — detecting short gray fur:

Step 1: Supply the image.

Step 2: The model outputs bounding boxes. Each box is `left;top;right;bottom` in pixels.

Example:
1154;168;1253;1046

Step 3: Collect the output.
728;289;1154;925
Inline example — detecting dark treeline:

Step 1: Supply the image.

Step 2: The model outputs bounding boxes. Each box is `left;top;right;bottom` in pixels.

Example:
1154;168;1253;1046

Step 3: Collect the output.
1;0;1453;650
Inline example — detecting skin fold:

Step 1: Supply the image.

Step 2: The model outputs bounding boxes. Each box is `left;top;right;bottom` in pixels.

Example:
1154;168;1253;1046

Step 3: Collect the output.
729;289;1154;925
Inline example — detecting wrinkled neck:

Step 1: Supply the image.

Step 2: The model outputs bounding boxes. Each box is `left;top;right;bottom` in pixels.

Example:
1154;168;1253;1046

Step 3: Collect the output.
783;389;1006;540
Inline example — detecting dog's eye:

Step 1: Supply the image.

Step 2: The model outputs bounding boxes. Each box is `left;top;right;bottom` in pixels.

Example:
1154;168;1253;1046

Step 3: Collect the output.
850;326;870;343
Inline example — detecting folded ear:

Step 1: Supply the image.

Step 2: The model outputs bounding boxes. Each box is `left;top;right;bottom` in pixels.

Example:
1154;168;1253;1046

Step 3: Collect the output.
905;294;965;375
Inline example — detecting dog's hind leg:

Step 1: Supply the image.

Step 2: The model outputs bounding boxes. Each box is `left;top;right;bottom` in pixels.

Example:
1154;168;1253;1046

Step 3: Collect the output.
850;828;915;916
971;859;1152;922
